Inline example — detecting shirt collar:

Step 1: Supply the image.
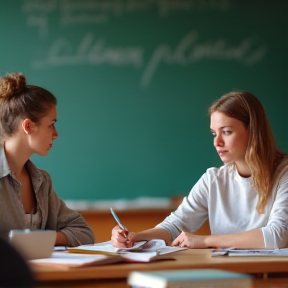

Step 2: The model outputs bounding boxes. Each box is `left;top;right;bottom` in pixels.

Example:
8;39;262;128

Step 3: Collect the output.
0;144;42;183
0;144;11;178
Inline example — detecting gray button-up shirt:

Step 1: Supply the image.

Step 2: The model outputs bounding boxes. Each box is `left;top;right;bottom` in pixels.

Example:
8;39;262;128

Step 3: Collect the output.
0;146;95;247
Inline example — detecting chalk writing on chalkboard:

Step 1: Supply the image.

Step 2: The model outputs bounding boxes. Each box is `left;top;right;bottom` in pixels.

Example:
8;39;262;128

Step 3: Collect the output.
21;0;267;87
22;0;232;34
31;32;266;87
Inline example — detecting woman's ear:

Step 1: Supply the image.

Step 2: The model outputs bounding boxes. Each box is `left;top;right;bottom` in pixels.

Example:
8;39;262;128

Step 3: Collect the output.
21;119;34;135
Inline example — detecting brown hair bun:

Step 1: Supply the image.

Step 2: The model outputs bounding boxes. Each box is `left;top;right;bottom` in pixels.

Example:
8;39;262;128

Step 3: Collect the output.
0;73;27;100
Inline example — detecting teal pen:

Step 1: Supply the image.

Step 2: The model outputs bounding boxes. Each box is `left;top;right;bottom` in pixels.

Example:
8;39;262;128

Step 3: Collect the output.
110;208;129;238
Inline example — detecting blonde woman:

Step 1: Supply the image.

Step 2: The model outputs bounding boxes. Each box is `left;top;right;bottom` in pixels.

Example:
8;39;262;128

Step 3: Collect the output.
112;91;288;249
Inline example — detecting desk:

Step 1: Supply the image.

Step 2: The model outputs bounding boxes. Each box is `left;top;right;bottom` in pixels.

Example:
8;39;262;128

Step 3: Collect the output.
31;249;288;287
33;278;288;288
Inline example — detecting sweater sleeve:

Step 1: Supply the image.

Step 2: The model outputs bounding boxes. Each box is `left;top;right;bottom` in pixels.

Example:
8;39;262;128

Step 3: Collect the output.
261;165;288;249
52;192;95;247
44;173;95;247
155;174;209;241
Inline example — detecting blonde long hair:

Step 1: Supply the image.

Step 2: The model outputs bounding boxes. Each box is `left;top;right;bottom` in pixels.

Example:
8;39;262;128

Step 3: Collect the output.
209;91;285;213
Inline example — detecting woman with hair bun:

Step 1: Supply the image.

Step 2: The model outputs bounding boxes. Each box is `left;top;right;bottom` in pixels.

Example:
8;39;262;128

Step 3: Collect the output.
111;91;288;249
0;73;94;246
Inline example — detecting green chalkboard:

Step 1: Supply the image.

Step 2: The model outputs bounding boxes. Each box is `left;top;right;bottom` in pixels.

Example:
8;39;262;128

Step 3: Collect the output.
0;0;287;200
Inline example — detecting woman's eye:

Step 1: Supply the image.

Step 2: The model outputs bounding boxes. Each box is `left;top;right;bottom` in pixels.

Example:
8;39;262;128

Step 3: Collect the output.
223;130;231;135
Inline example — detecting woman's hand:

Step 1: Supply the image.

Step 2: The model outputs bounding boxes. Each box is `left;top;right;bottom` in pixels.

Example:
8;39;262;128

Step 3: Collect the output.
172;231;208;248
111;225;135;248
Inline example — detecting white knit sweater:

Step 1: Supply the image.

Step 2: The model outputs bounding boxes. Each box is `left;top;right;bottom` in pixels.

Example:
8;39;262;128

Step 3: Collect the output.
156;158;288;248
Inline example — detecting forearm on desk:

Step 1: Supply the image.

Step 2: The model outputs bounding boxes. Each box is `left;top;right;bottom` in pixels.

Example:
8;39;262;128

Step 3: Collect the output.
134;228;172;245
55;231;69;246
205;228;264;249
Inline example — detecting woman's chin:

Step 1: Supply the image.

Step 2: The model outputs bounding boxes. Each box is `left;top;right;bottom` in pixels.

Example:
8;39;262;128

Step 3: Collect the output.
221;158;233;165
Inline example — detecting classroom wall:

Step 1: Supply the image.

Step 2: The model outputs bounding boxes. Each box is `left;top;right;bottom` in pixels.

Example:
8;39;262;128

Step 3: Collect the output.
0;0;287;201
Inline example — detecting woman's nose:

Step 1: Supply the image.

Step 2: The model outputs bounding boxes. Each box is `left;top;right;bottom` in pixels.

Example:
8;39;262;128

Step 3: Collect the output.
214;135;223;147
52;128;58;140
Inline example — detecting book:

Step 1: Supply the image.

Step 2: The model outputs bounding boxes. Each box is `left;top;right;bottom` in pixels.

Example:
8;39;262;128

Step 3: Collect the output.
127;269;253;288
211;247;288;257
30;239;187;267
68;239;187;256
29;250;177;267
29;252;123;268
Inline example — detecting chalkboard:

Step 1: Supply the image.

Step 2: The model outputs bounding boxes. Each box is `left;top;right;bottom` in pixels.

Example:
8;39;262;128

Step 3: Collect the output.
0;0;287;201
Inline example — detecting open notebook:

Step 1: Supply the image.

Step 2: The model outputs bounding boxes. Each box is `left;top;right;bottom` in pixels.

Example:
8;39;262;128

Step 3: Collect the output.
68;239;187;256
30;239;187;267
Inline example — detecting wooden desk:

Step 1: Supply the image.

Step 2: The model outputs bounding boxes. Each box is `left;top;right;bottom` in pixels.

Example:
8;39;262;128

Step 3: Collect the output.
31;249;288;287
79;209;211;242
31;277;288;288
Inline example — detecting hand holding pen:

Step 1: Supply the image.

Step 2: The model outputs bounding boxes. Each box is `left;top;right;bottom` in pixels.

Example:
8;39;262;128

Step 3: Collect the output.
110;208;135;248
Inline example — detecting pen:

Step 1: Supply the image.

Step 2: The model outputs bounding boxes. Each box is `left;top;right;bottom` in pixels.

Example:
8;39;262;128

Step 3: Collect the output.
110;208;129;237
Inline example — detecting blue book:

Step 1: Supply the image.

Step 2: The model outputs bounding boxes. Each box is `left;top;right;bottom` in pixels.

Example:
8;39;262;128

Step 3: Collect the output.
127;268;252;288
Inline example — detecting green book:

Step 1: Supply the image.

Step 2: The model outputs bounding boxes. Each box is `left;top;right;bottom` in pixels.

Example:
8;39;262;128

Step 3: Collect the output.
127;268;252;288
